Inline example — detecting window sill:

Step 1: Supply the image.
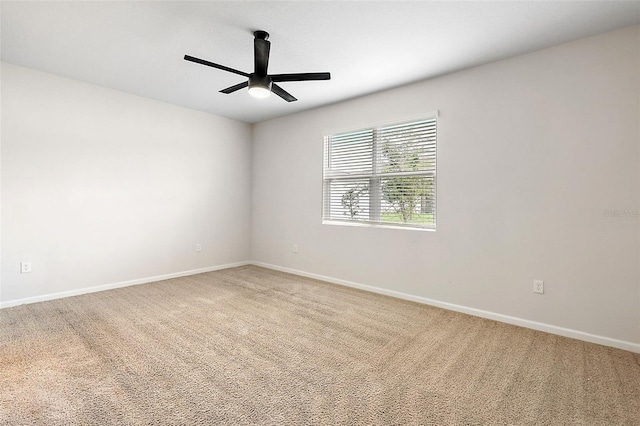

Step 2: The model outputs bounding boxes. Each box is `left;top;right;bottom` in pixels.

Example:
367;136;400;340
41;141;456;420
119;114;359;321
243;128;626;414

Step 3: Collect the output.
322;219;436;232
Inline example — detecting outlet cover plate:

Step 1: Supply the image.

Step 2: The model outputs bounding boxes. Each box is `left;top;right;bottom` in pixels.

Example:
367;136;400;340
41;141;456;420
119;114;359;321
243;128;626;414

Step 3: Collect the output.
533;279;544;294
20;262;32;274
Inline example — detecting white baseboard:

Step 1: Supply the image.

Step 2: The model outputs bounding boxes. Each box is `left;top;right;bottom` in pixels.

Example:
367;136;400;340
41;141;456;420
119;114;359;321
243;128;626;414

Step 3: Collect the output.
0;261;250;309
250;261;640;354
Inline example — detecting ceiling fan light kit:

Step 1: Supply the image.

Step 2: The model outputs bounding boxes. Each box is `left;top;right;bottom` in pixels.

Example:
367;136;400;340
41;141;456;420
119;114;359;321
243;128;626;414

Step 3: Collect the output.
248;74;273;98
184;30;331;102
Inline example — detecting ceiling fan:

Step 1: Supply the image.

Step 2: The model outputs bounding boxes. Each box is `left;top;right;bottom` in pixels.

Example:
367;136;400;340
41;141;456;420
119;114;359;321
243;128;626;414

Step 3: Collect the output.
184;30;331;102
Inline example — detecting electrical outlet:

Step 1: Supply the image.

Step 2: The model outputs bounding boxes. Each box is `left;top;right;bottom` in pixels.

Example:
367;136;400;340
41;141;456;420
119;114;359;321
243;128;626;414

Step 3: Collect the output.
293;244;299;253
196;244;202;252
20;262;32;274
533;279;544;294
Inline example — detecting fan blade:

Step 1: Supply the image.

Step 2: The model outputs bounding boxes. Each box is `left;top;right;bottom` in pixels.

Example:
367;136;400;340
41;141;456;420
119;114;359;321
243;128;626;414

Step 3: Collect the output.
270;72;331;82
254;38;271;76
219;81;249;94
184;55;249;77
271;84;297;102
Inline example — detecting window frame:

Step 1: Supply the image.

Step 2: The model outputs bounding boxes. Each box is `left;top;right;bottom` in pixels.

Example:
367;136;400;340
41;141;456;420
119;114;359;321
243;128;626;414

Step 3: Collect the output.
322;113;438;231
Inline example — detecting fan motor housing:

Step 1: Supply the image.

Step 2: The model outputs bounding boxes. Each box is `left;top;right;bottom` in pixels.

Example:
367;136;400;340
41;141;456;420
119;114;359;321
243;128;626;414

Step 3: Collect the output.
249;74;272;90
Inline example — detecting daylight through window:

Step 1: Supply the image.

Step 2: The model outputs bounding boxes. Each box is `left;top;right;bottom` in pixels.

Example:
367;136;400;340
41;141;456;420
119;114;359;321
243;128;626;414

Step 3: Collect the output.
323;116;437;229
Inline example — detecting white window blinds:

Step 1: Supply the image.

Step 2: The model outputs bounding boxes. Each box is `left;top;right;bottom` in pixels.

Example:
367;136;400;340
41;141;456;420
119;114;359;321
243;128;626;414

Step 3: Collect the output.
323;116;437;229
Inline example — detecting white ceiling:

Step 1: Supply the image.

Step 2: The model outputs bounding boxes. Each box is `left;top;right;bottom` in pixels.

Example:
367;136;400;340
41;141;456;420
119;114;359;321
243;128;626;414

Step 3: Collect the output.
2;1;639;123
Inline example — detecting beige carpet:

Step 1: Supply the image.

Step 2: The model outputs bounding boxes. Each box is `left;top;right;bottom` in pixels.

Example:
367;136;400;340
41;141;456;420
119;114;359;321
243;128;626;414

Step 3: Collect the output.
1;265;639;425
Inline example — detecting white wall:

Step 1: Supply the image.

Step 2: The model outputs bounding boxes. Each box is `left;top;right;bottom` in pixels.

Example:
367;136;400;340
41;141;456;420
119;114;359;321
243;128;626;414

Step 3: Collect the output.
251;26;640;346
1;63;252;304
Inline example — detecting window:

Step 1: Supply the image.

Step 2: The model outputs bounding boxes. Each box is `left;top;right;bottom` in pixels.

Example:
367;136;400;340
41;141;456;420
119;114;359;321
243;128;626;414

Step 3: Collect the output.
323;115;437;230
